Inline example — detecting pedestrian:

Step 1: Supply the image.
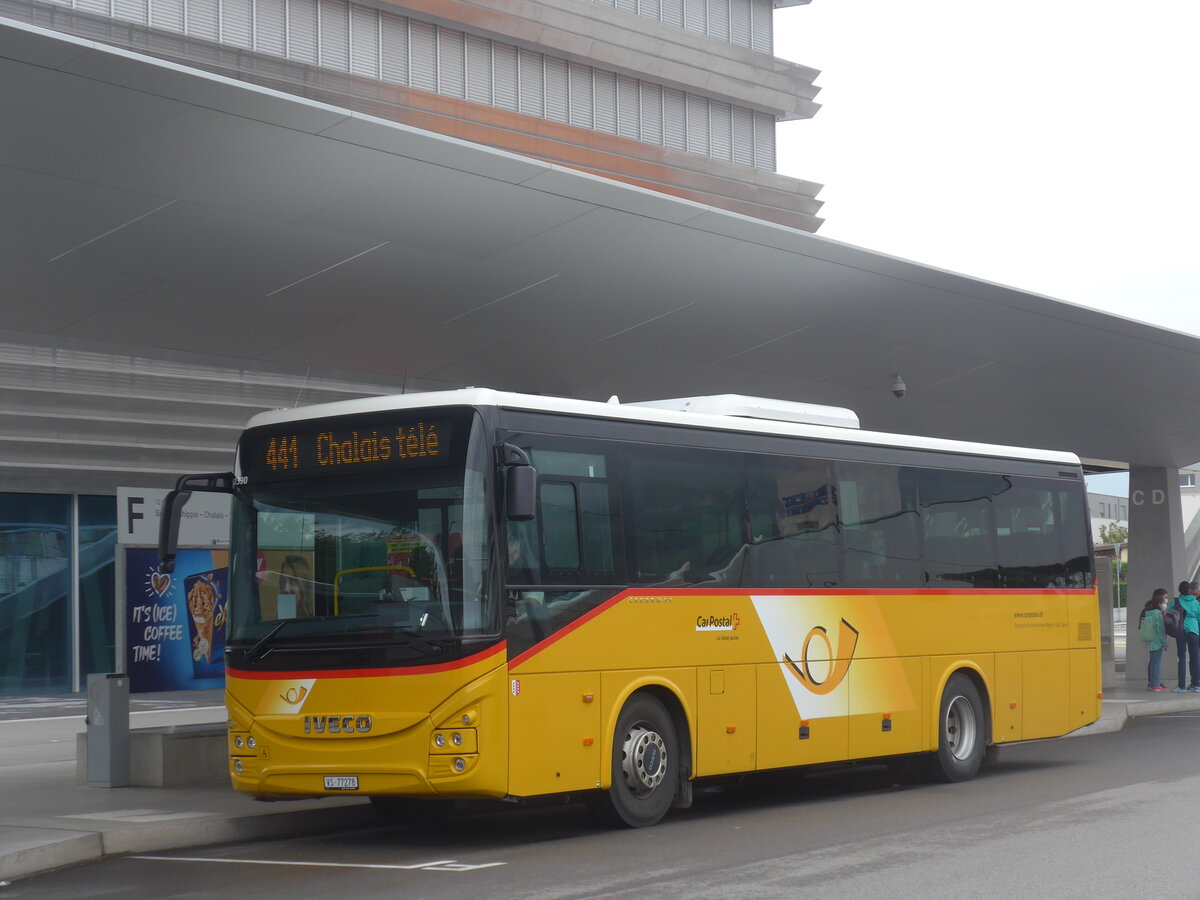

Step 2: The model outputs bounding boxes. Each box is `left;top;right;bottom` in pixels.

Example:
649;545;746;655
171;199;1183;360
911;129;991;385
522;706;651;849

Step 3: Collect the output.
1172;581;1200;693
1139;588;1170;691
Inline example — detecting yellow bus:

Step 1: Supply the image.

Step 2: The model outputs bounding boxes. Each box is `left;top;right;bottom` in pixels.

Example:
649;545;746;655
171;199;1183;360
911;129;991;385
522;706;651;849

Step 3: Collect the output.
160;389;1100;827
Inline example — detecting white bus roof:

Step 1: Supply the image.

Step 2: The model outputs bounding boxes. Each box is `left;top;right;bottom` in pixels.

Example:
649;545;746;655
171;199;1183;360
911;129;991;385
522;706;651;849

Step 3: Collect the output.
244;388;1082;468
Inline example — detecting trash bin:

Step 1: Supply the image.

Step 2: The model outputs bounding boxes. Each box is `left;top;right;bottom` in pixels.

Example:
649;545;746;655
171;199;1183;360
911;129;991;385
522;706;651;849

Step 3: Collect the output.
86;673;130;788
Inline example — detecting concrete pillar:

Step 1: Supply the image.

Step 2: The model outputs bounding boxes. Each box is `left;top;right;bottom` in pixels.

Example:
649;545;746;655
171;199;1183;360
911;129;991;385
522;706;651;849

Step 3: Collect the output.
1096;558;1118;690
1126;466;1186;685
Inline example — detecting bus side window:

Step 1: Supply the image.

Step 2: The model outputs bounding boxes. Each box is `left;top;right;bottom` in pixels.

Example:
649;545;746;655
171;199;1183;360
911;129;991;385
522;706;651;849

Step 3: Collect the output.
744;456;840;588
1055;484;1093;587
993;482;1067;588
541;482;581;570
838;462;921;588
911;469;1002;589
511;444;622;587
623;447;746;586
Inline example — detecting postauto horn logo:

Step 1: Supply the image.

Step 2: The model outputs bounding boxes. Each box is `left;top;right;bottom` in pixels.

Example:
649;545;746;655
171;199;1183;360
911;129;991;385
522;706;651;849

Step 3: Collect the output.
783;619;860;696
696;612;740;632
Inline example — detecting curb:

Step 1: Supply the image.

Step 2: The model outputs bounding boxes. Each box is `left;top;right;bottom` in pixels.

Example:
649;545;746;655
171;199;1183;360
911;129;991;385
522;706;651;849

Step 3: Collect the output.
0;801;375;883
1125;696;1200;717
0;828;102;885
1062;693;1200;741
1062;709;1127;739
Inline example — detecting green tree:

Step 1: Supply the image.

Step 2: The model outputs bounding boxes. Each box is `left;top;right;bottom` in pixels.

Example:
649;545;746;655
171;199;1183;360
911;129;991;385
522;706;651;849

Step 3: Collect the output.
1099;522;1128;545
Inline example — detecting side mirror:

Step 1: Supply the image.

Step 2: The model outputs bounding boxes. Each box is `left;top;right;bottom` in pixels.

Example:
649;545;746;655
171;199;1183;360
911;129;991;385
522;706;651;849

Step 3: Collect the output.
506;465;536;521
157;488;190;574
158;472;235;573
497;444;536;522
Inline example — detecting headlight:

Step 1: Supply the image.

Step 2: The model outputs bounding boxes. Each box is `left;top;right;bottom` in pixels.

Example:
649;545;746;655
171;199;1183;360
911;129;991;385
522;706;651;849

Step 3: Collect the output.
247;737;256;749
453;758;466;773
435;734;446;748
234;736;244;748
451;732;463;747
234;759;243;774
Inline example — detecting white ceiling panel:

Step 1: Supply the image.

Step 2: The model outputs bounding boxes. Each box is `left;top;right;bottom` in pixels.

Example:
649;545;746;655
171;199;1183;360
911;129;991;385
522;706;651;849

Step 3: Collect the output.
264;242;543;323
726;324;899;381
258;309;519;378
516;167;713;225
55;279;361;357
53;201;380;294
293;160;596;259
0;253;156;330
0;165;167;258
318;114;550;186
69;106;402;222
822;345;982;395
3;17;1200;471
0;56;186;177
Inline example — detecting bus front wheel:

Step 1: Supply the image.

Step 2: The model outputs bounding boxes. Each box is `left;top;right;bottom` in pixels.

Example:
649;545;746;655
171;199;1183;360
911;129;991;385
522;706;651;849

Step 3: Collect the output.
595;694;680;828
930;673;987;783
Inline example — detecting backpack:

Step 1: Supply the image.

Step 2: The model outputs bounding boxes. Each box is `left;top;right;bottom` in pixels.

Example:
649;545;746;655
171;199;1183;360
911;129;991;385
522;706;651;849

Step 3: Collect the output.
1163;604;1185;639
1140;610;1162;642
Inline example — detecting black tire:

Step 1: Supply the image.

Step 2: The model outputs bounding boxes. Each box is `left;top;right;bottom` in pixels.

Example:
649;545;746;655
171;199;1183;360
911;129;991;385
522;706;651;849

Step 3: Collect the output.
929;673;988;783
368;795;455;829
594;694;680;828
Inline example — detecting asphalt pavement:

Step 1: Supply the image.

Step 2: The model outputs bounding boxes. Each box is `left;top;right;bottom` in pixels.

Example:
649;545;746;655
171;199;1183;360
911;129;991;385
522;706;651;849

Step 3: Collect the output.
0;679;1194;885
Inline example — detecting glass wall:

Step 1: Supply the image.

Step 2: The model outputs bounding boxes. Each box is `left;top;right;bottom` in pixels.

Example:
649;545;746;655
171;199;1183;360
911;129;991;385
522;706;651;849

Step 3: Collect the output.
79;496;118;682
0;494;71;694
0;493;117;696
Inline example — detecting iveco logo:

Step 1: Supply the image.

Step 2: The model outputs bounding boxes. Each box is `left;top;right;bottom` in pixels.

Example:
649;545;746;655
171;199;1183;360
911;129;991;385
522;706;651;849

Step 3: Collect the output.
303;715;373;734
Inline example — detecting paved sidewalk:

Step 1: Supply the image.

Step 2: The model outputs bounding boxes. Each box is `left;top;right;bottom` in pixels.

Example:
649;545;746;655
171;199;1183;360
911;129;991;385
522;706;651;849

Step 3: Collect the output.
1;682;1196;885
0;690;374;884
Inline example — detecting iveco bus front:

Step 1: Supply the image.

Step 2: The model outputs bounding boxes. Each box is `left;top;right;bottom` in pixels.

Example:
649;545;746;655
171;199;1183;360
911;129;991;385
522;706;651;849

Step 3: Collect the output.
160;400;530;815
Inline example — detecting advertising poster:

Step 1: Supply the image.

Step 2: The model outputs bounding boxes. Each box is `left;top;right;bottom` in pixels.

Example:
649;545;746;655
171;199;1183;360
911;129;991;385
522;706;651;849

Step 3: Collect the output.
125;547;228;692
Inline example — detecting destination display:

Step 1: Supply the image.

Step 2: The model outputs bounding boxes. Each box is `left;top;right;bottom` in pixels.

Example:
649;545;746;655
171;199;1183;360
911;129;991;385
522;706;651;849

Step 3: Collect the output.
242;417;454;481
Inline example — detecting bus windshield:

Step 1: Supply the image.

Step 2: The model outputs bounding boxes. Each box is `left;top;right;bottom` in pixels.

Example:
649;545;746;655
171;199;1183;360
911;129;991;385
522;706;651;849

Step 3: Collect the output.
227;411;494;664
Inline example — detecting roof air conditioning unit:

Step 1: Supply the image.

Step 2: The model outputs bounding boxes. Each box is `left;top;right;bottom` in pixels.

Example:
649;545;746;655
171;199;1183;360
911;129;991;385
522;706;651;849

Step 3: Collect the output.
627;394;859;429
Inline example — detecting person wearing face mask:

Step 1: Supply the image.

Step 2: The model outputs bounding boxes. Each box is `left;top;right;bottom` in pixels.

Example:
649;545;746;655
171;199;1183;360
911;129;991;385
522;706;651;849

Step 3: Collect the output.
1171;582;1200;693
1138;588;1170;691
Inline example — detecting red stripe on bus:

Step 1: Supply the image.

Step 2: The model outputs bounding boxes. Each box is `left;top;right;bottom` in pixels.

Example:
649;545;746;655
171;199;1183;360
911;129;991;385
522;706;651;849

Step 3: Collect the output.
227;642;506;680
507;592;630;670
615;587;1097;597
506;586;1096;669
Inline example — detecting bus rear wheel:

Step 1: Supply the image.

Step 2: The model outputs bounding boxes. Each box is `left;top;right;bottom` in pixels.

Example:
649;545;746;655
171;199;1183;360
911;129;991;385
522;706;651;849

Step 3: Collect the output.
929;673;987;782
594;694;679;828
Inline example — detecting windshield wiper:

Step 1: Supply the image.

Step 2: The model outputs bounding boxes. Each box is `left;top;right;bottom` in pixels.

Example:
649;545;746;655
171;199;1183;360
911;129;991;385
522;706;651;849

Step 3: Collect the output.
243;619;295;663
344;622;445;656
394;626;445;656
242;614;369;661
242;615;448;663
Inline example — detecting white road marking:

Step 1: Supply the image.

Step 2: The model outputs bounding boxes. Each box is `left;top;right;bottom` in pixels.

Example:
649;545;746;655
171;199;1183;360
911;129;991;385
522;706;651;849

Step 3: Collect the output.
129;856;505;872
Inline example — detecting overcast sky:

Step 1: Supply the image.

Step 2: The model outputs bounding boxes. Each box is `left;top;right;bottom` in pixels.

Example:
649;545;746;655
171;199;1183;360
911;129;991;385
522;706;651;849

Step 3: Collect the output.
773;1;1200;339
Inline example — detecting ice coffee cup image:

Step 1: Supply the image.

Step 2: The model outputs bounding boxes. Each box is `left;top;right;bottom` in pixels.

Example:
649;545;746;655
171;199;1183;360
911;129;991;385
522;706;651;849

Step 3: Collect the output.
185;571;226;668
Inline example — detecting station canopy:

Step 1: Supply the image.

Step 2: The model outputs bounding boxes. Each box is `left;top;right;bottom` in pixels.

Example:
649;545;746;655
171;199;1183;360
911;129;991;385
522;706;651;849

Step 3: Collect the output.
4;18;1200;472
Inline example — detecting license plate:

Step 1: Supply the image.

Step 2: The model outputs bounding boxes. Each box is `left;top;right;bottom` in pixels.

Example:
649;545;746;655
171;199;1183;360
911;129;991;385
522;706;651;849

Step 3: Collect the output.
324;776;359;791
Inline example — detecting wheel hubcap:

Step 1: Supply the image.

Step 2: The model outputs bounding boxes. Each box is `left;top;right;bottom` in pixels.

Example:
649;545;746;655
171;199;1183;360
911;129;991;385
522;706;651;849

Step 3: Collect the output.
621;724;668;793
945;694;977;761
